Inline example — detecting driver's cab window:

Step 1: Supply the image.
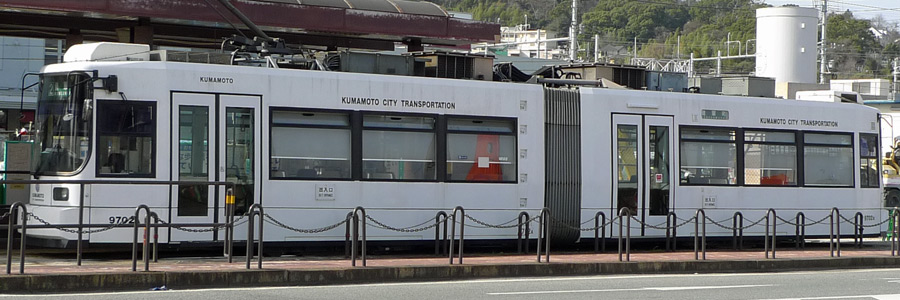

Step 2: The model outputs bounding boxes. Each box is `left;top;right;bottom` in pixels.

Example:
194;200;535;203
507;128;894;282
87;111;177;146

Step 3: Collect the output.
96;100;155;177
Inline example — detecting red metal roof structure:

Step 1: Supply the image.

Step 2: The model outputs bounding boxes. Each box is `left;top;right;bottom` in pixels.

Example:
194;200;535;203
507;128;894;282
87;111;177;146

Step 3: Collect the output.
0;0;498;50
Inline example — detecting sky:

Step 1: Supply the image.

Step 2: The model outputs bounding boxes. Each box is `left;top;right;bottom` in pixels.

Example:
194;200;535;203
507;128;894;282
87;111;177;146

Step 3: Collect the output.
763;0;900;27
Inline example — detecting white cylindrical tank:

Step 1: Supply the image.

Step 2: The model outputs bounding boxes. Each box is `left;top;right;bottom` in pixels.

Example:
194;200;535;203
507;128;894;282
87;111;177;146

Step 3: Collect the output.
755;7;818;84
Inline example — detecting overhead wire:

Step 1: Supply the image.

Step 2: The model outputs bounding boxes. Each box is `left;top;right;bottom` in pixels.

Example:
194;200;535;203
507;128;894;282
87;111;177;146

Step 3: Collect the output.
202;0;248;38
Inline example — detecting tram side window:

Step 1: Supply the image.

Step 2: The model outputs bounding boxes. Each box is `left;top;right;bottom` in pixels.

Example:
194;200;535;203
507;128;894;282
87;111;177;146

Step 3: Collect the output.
362;115;436;180
803;133;853;187
680;127;737;185
95;100;155;177
859;133;879;188
446;117;517;182
744;131;797;186
270;110;351;179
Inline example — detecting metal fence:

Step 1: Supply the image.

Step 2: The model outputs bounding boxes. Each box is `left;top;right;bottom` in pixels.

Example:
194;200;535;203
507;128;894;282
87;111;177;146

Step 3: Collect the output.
2;180;899;274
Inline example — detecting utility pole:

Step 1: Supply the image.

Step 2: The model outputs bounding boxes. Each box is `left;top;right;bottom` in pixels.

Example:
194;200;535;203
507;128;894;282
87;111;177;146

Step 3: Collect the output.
893;58;899;95
633;37;637;60
819;0;828;84
569;0;578;61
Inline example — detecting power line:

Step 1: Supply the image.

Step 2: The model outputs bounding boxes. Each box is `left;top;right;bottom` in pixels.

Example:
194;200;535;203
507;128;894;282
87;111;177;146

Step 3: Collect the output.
827;0;900;13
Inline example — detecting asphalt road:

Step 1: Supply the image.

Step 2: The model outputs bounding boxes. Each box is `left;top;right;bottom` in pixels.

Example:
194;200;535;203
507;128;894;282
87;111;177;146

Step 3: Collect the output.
6;268;900;300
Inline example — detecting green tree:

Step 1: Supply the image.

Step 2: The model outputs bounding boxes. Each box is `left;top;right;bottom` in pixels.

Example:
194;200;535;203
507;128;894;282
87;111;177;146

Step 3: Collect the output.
827;11;880;77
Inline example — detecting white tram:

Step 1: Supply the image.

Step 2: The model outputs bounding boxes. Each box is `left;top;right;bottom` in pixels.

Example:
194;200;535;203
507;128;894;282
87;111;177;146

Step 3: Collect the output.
24;43;884;247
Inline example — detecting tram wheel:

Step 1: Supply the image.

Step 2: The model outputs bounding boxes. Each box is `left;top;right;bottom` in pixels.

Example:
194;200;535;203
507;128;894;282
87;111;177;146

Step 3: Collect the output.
885;190;900;208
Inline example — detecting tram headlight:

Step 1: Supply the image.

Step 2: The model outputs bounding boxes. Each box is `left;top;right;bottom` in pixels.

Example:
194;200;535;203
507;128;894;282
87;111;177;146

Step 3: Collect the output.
53;187;69;201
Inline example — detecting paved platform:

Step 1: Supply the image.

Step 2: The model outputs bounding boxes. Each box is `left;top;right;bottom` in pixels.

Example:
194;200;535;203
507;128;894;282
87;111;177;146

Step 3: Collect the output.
2;240;900;293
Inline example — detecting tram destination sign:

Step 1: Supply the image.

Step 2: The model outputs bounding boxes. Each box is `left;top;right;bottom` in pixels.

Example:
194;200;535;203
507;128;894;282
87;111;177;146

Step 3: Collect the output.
701;109;729;120
341;96;456;110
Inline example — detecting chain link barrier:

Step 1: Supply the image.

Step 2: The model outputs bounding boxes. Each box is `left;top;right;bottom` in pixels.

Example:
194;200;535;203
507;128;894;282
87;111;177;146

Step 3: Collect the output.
804;214;833;226
832;213;891;228
158;215;249;233
263;213;347;234
839;214;856;226
24;211;252;235
14;207;900;246
634;216;679;230
701;216;736;230
775;215;799;226
543;214;617;231
366;215;439;233
465;213;542;230
27;213;121;234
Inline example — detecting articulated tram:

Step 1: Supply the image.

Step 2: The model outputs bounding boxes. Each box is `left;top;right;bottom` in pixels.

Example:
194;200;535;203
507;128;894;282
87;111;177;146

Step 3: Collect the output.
24;42;884;248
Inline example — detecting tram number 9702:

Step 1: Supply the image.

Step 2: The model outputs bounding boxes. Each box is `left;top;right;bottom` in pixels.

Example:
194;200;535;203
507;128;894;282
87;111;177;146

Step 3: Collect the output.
109;216;136;224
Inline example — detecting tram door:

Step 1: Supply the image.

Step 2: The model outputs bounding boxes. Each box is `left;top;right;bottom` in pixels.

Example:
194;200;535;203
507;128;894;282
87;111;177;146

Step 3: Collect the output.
611;114;674;236
170;93;261;242
217;95;261;220
171;93;216;242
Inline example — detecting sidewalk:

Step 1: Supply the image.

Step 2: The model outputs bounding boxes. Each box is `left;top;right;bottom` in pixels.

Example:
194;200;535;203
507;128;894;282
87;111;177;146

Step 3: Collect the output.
2;241;900;293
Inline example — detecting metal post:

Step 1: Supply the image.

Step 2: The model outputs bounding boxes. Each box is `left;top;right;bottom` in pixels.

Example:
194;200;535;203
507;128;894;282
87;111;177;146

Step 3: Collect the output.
795;212;806;249
256;205;264;269
854;212;864;248
537;208;550;263
732;212;743;250
5;203;13;275
518;211;530;254
247;207;255;269
765;209;777;259
893;208;900;256
351;206;367;267
142;212;150;271
6;202;27;275
667;211;677;251
716;50;722;76
345;212;353;258
245;203;264;269
77;183;84;266
150;212;159;263
830;207;841;257
595;211;606;253
224;188;234;262
437;211;448;255
132;204;150;272
618;207;631;262
694;209;706;260
819;0;828;84
448;206;464;265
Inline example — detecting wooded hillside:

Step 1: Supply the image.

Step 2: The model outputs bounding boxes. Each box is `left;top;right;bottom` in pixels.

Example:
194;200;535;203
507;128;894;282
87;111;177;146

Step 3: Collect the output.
433;0;900;78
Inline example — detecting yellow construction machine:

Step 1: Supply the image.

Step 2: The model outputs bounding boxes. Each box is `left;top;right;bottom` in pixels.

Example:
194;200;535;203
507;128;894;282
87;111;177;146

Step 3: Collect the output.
884;138;900;208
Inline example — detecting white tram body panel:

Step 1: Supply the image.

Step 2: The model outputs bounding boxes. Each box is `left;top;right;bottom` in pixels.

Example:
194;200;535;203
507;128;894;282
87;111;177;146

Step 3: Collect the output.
25;46;883;246
29;59;547;244
579;89;882;239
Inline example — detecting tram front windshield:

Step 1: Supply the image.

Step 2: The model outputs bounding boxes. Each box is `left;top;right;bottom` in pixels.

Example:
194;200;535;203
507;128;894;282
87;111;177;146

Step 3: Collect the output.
34;74;92;175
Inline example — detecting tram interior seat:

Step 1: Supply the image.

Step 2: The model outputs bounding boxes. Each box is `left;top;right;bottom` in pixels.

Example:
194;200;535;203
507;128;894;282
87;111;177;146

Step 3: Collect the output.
367;172;394;179
296;169;317;178
105;153;126;173
688;178;709;184
760;174;788;185
320;170;342;178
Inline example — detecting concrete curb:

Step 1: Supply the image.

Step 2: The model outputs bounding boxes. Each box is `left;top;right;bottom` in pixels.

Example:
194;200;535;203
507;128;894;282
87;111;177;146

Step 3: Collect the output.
5;256;900;293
